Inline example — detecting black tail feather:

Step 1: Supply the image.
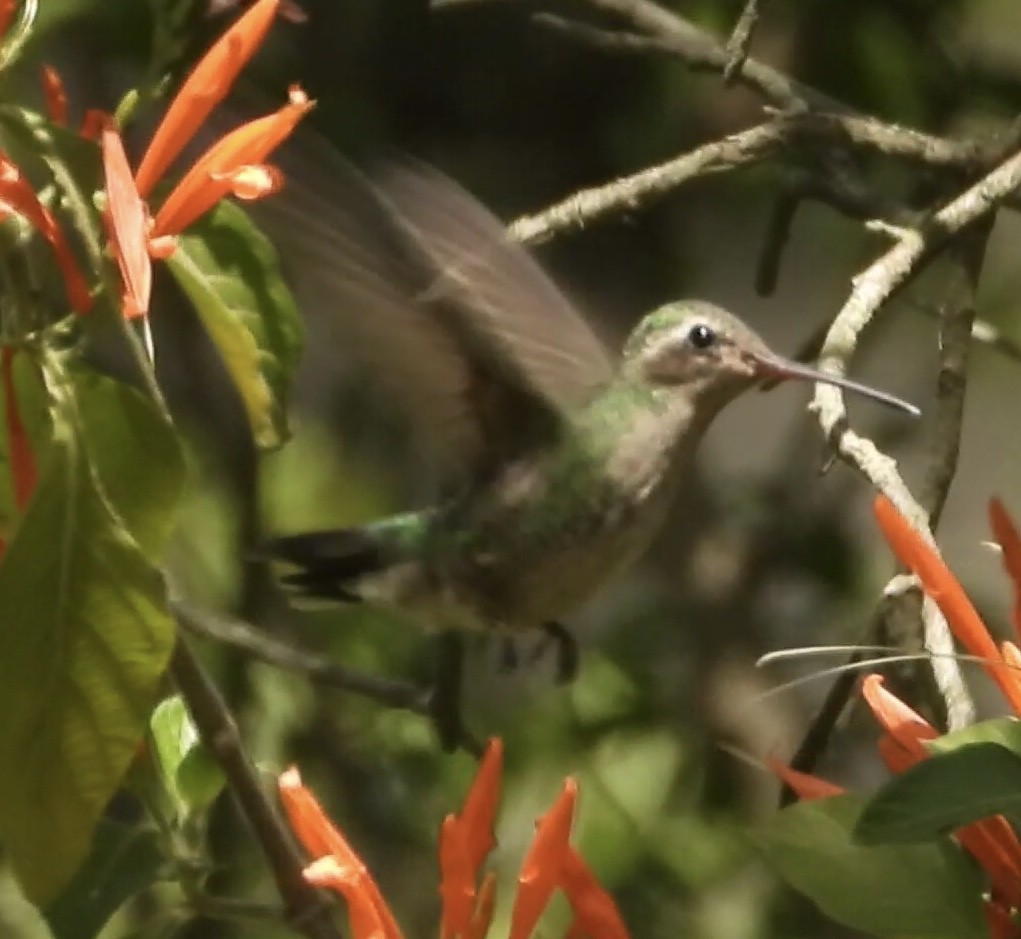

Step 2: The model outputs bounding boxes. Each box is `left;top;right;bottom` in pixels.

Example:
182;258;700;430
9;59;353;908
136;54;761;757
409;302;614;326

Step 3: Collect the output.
263;528;386;603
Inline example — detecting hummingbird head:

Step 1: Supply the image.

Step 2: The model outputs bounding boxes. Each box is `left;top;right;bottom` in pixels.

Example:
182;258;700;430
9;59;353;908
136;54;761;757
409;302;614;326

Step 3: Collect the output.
621;300;920;417
622;300;778;412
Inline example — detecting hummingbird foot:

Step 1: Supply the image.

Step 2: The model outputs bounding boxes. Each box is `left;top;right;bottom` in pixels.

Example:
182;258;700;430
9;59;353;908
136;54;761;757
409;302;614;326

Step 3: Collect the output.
496;624;578;684
537;621;579;685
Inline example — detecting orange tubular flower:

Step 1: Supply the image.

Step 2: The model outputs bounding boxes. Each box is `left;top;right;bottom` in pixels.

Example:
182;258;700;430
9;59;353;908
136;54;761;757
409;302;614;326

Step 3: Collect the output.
0;0;16;42
990;498;1021;643
279;739;631;939
134;0;282;198
0;154;91;314
771;498;1021;933
766;758;845;801
773;684;1021;926
987;899;1021;939
101;126;152;320
149;84;311;239
278;766;403;939
40;66;68;127
507;778;628;939
439;740;503;939
873;495;1021;715
560;848;630;939
859;674;937;762
861;675;1021;906
1;347;37;514
94;0;308;320
508;780;577;939
38;64;104;140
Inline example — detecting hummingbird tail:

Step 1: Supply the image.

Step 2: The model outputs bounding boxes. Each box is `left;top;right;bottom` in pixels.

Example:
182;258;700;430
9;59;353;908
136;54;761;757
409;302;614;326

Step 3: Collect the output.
264;512;429;603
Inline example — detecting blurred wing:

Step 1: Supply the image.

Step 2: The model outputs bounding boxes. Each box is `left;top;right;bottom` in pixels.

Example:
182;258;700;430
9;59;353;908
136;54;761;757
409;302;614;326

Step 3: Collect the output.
254;137;612;481
254;143;486;475
378;161;613;414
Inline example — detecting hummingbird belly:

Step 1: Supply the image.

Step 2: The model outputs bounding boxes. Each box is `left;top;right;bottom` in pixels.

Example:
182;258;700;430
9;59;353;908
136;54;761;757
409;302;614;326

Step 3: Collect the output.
429;456;674;632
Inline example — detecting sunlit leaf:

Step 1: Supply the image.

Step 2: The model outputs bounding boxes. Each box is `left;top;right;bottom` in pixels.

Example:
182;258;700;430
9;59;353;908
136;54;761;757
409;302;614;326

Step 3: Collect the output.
68;367;185;558
856;743;1021;843
149;695;225;818
0;355;176;902
759;795;985;938
166;200;303;449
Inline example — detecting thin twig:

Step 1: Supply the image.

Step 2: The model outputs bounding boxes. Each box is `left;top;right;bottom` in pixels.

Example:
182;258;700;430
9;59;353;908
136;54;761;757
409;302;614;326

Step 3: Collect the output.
174;600;485;755
175;600;432;712
508;110;987;247
811;147;1021;455
566;0;840;110
169;638;341;939
531;13;675;55
809;152;1021;729
919;230;987;530
723;0;764;84
509;120;788;244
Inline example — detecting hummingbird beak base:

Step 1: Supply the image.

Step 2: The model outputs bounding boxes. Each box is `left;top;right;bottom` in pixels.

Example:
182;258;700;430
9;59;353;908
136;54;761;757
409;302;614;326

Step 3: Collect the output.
747;350;922;418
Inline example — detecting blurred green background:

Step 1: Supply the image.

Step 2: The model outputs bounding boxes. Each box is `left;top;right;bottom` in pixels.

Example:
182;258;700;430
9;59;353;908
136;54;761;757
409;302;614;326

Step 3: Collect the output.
11;0;1021;936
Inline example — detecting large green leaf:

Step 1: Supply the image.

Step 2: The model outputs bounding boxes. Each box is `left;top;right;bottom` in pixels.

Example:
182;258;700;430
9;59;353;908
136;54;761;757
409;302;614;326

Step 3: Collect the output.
42;819;166;939
0;357;178;903
68;368;186;559
856;743;1021;844
166;200;304;449
759;795;985;938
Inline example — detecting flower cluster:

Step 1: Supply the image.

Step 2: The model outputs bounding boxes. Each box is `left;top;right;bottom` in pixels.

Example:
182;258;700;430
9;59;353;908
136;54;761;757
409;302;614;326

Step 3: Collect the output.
0;0;307;540
102;0;312;319
773;495;1021;938
3;0;309;322
278;740;631;939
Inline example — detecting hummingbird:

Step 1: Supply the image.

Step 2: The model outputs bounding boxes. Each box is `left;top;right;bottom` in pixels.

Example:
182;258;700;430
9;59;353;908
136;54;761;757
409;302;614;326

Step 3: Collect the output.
265;158;918;742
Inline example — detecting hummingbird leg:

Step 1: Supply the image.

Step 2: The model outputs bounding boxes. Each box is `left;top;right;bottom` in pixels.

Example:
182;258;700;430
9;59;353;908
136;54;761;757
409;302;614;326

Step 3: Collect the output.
499;637;520;673
428;630;484;755
537;621;580;685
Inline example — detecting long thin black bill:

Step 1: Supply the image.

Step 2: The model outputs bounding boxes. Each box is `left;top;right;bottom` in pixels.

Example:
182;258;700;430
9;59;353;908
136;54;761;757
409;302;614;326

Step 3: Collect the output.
751;351;921;418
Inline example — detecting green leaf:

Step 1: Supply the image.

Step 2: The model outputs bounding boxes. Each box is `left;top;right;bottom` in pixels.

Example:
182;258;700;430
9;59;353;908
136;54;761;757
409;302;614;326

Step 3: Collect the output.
68;368;186;559
166;200;304;449
856;742;1021;843
926;716;1021;756
0;357;176;903
42;819;166;939
149;695;225;818
0;106;105;268
759;795;985;938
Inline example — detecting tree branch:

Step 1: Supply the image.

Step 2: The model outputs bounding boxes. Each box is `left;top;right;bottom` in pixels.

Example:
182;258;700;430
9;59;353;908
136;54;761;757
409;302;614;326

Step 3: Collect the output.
168;636;342;939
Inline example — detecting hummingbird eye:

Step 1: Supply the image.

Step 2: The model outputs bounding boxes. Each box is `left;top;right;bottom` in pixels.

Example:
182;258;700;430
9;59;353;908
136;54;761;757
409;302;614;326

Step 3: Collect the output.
686;322;716;350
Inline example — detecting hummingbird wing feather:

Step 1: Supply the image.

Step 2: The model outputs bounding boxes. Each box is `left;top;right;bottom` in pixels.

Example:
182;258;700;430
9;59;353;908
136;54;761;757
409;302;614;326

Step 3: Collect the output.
378;161;613;413
255;138;612;482
254;144;488;474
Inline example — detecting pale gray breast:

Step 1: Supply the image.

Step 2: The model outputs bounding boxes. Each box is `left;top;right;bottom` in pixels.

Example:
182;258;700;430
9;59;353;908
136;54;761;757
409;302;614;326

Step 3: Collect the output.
443;408;689;630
